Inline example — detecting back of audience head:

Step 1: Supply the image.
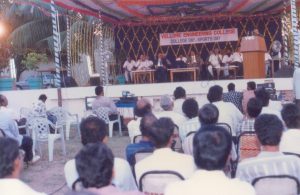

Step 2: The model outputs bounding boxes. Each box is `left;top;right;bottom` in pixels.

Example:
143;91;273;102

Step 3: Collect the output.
38;94;47;103
80;116;108;145
160;95;173;111
95;86;104;96
140;113;157;138
134;98;152;117
173;87;186;100
182;98;199;119
198;104;219;125
255;87;270;107
281;103;300;129
65;190;96;195
193;126;232;171
0;137;22;179
247;98;263;118
247;81;256;90
75;143;114;189
254;114;283;146
207;85;223;103
227;83;235;92
0;94;8;107
148;117;175;148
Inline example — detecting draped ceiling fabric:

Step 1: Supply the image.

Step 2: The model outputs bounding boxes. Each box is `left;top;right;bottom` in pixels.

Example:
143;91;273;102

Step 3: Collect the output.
45;0;300;74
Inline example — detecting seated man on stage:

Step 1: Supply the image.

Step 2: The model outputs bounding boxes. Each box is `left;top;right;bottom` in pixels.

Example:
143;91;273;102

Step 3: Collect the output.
230;47;243;76
136;54;152;70
145;55;154;69
208;48;222;79
265;52;272;77
175;54;188;68
123;56;136;83
222;49;232;78
154;52;171;82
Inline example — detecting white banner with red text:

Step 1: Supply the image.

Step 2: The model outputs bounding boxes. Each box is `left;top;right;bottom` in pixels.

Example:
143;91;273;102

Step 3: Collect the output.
160;28;238;46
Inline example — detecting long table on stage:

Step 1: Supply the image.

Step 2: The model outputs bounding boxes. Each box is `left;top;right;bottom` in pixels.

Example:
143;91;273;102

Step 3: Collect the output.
169;67;198;82
132;69;155;84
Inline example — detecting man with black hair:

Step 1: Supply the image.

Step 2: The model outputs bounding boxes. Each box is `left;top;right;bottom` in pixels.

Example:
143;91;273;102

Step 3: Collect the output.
126;113;156;165
198;103;219;125
92;85;118;114
255;87;282;119
242;81;256;114
173;86;186;115
74;143;142;195
64;116;137;191
165;126;255;195
128;98;152;142
239;97;262;133
135;117;196;183
207;85;243;136
280;104;300;154
236;114;300;183
223;83;243;112
0;137;45;195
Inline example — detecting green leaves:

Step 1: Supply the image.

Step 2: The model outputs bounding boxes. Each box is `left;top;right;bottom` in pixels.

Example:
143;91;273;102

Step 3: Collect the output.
21;52;48;70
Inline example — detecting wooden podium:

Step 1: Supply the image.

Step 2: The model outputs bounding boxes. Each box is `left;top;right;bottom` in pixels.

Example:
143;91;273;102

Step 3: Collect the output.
240;36;267;79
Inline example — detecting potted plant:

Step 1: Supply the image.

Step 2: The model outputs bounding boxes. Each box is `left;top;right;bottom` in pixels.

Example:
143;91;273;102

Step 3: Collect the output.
21;52;48;89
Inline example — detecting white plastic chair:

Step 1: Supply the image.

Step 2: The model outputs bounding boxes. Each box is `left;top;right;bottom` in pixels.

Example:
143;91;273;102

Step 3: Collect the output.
93;107;122;137
178;119;200;141
31;117;66;161
48;107;80;140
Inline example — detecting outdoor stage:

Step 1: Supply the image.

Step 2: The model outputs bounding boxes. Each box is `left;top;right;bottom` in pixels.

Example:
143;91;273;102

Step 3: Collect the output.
1;77;294;119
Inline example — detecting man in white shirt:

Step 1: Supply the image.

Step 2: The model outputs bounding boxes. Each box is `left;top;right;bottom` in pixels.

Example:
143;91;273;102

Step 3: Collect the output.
230;47;243;76
123;56;136;83
222;49;232;77
236;114;300;183
265;52;272;76
127;98;152;143
208;48;222;78
280;103;300;154
136;55;151;70
254;87;282;120
0;137;46;195
155;95;186;127
64;116;137;191
207;85;243;137
173;86;186;115
165;126;255;195
135;118;196;183
92;85;118;115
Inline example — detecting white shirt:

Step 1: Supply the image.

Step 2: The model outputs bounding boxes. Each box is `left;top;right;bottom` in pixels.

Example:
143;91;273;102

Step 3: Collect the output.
136;60;151;70
176;57;187;63
208;54;222;67
165;170;255;195
135;148;196;183
127;117;142;143
280;129;300;154
64;158;137;191
260;106;282;120
0;107;22;145
212;101;243;136
265;53;272;61
173;99;185;115
230;52;243;63
123;60;136;71
222;54;231;64
155;111;186;127
0;179;46;195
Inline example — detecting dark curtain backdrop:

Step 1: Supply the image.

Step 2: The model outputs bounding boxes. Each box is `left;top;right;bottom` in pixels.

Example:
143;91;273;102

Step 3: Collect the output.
115;15;282;63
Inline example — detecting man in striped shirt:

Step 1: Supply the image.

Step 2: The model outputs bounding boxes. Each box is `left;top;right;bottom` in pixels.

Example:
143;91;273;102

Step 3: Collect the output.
236;114;300;183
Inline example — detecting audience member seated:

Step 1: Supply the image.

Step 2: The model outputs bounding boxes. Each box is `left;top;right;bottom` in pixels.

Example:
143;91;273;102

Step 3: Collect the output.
242;81;256;114
0;137;45;195
173;86;186;115
0;94;18;120
126;113;156;166
33;94;48;117
155;95;186;127
183;103;219;155
128;98;152;143
239;98;263;134
92;86;118;116
135;118;196;183
74;143;142;195
223;83;243;112
64;116;137;191
255;87;282;119
0;95;34;163
207;85;243;136
280;104;300;155
236;114;300;183
165;126;255;195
